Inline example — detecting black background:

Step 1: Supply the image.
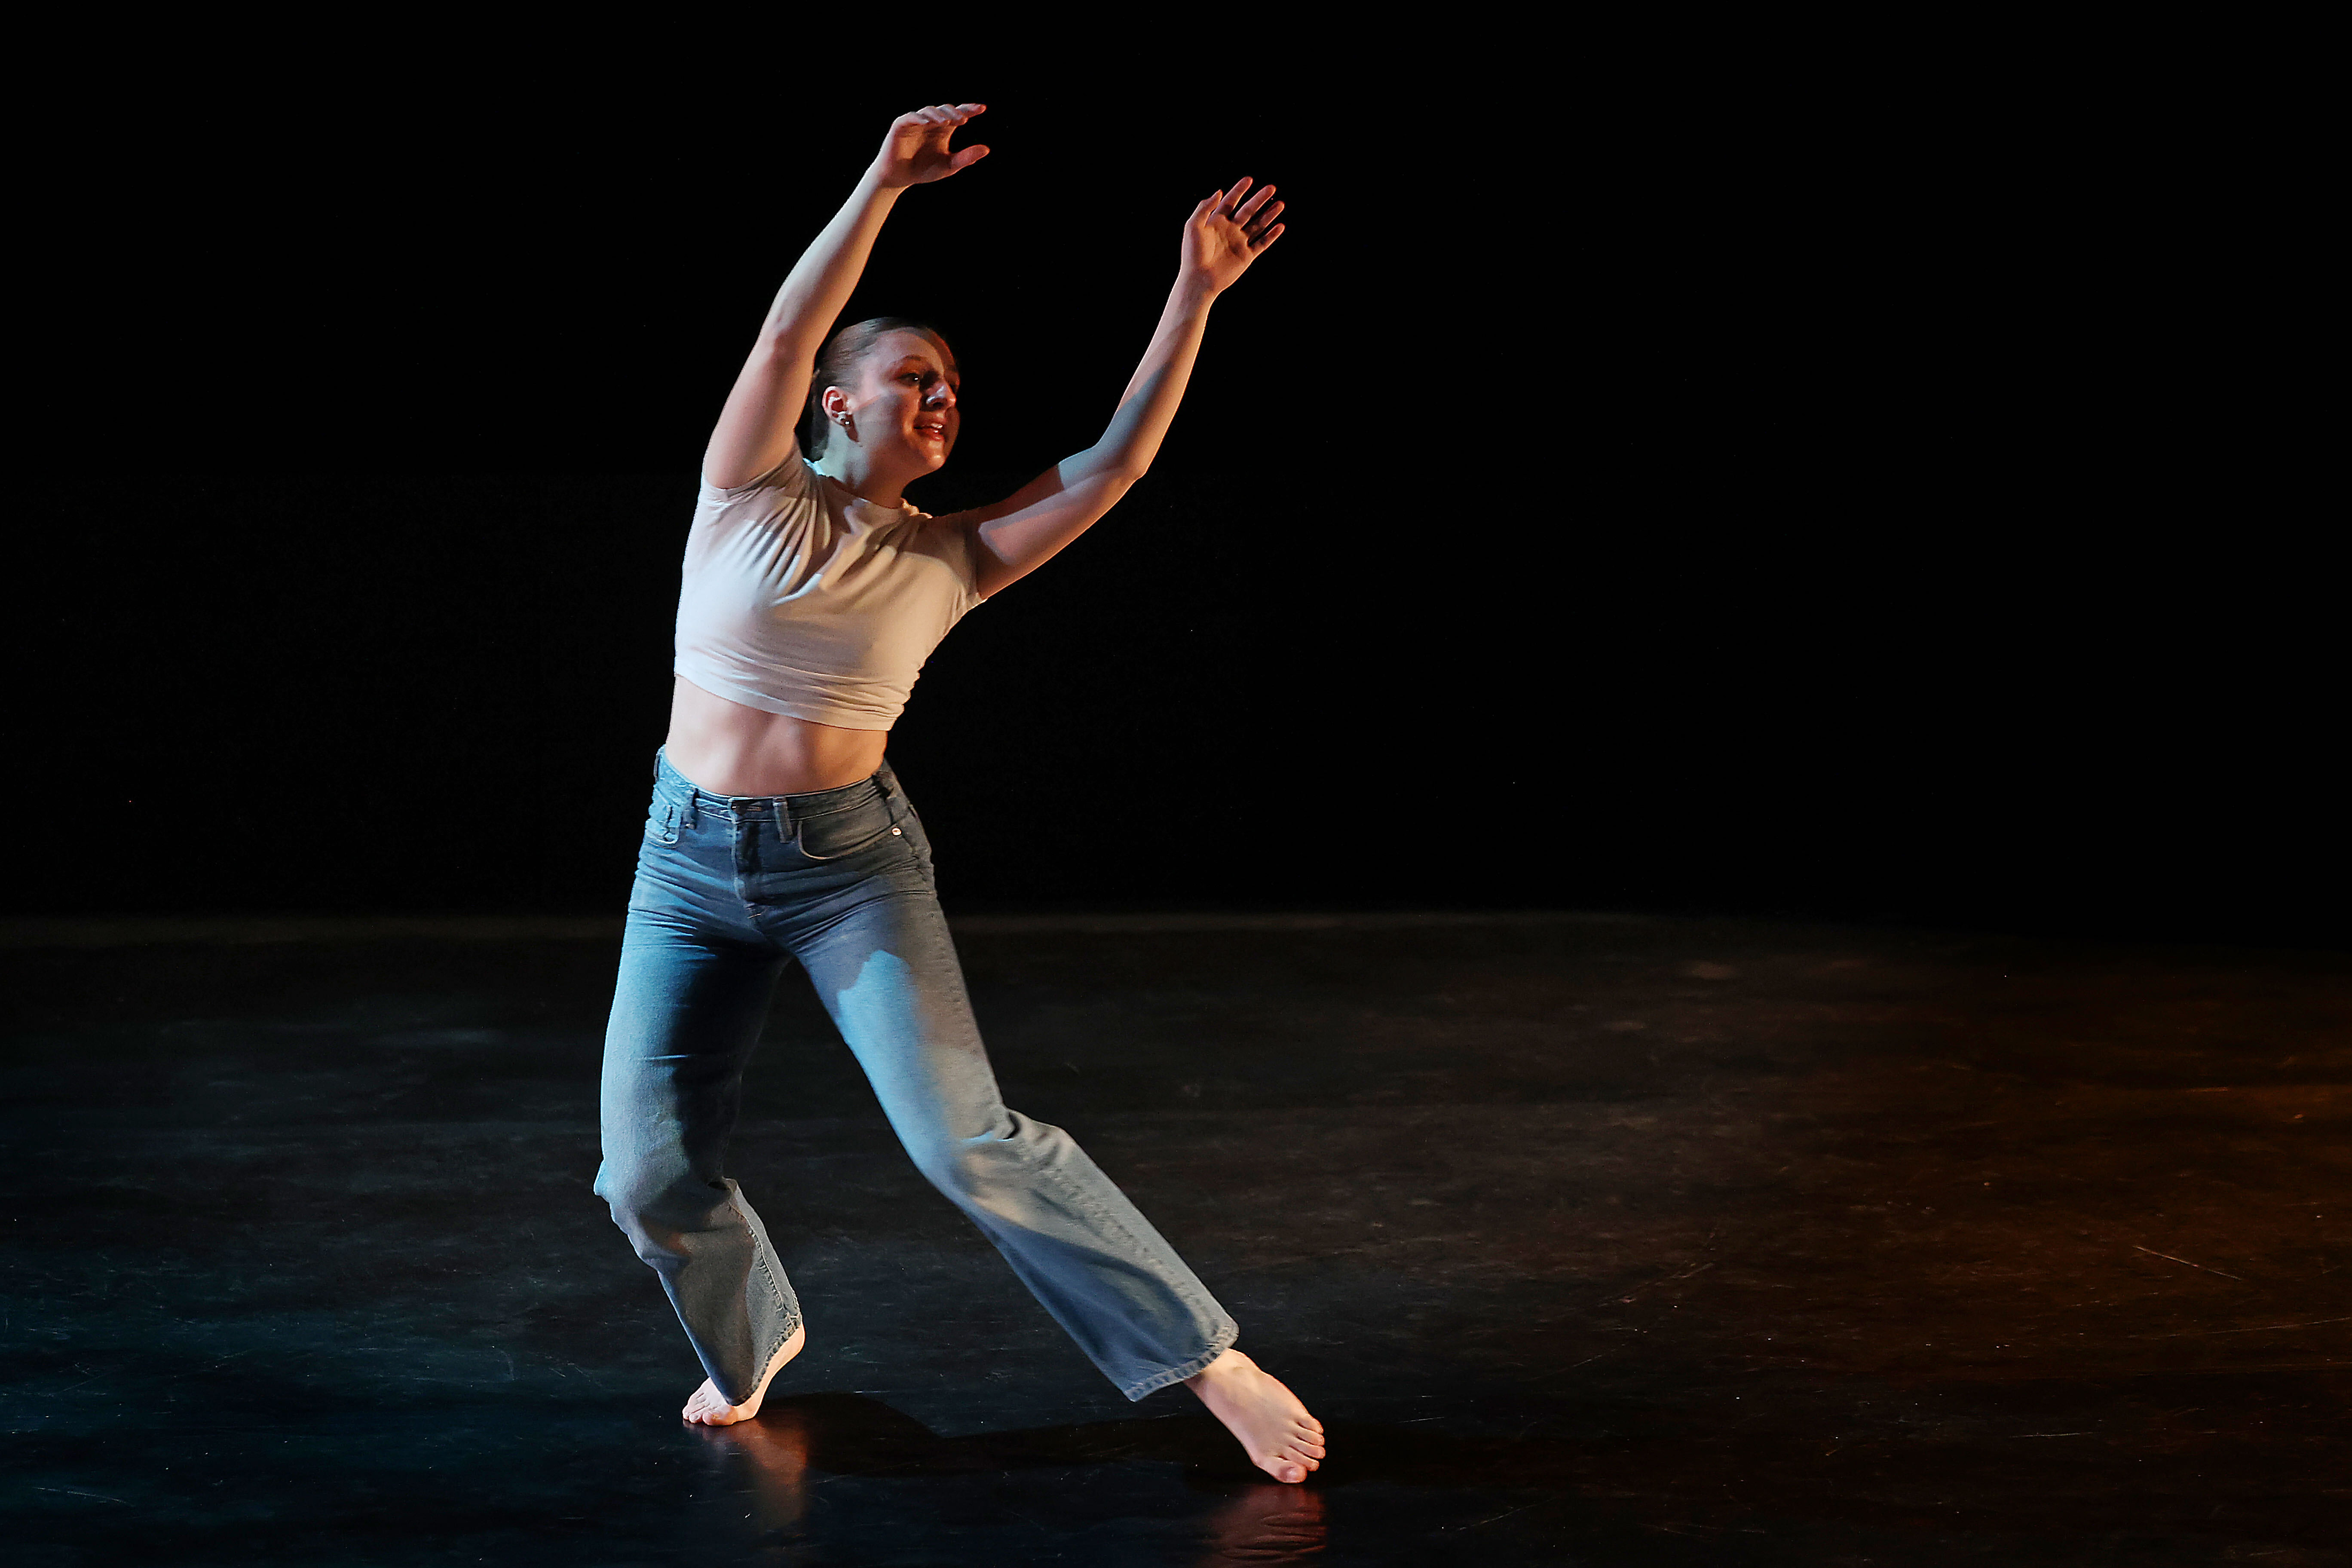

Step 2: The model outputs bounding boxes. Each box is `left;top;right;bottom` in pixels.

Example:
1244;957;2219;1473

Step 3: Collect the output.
15;39;2334;943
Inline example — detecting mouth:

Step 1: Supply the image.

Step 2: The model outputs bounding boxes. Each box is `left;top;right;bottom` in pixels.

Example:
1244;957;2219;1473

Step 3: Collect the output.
913;420;947;443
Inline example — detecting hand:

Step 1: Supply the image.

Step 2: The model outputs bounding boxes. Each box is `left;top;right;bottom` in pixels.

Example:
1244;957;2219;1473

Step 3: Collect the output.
1181;177;1286;295
872;104;991;190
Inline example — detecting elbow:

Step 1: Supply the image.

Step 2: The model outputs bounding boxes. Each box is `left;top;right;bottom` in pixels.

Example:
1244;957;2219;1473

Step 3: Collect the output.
1092;457;1149;492
1075;437;1152;493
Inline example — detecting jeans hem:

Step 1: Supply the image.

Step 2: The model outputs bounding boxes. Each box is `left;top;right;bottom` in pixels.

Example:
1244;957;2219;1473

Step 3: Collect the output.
1119;1317;1239;1403
714;1310;805;1408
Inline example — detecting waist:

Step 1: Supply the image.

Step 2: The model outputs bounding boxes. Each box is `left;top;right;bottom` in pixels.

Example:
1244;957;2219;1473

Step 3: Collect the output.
653;745;897;818
665;674;891;795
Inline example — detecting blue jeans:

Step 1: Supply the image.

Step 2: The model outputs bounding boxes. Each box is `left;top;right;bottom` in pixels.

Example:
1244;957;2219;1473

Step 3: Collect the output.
594;748;1237;1405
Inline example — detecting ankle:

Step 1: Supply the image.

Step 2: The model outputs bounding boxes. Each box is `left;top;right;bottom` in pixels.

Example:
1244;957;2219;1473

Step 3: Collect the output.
1185;1348;1251;1390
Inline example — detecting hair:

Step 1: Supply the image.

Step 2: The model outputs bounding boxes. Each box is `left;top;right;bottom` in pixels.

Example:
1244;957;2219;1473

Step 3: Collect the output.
805;316;956;457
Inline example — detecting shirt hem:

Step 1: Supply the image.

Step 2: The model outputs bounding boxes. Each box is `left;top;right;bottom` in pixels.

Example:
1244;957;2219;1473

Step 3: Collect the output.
672;666;897;732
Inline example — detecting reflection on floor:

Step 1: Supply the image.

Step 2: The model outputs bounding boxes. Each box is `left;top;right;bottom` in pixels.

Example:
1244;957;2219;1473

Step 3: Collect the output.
2;912;2345;1566
690;1395;1329;1563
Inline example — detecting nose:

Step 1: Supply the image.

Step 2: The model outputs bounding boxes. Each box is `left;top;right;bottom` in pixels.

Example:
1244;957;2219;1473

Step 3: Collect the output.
926;381;957;411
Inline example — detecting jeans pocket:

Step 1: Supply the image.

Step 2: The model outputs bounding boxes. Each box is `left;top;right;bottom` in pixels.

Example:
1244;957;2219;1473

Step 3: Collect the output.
644;796;684;846
897;802;934;876
792;792;903;862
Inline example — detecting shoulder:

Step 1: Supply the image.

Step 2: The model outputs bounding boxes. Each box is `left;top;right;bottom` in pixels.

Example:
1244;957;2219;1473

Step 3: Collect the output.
698;452;821;507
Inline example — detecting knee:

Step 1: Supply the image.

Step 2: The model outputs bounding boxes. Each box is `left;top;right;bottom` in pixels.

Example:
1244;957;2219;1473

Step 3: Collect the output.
919;1141;1005;1204
594;1158;711;1248
913;1112;1069;1205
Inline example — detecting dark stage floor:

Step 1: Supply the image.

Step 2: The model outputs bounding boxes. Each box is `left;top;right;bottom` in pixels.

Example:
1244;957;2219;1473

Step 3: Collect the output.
3;912;2346;1566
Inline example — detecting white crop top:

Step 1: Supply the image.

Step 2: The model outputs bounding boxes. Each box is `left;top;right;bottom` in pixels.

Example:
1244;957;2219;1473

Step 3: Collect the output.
673;454;986;731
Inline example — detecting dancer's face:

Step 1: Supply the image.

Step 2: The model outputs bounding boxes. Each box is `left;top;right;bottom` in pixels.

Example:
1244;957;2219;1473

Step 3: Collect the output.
839;330;959;472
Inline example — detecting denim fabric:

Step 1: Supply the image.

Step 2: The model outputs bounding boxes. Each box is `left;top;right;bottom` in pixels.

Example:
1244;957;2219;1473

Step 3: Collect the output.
594;748;1237;1405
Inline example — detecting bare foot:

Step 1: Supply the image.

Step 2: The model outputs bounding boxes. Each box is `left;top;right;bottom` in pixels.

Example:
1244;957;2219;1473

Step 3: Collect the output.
1184;1348;1326;1483
681;1322;806;1426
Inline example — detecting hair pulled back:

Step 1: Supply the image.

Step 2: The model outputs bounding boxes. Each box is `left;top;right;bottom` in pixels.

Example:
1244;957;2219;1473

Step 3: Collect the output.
805;316;955;457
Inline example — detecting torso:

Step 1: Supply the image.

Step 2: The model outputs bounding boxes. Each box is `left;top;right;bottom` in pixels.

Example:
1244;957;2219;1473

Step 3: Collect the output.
668;453;984;797
664;674;891;796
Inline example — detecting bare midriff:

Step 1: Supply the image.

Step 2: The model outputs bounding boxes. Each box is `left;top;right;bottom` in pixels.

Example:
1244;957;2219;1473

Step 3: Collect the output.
663;675;891;797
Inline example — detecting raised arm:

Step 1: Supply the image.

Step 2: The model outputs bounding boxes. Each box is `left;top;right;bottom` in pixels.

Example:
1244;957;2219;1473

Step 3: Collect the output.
962;178;1286;597
701;105;990;490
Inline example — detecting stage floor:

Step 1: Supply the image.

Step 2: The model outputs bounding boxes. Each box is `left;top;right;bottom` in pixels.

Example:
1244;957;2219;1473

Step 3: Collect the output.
3;912;2345;1566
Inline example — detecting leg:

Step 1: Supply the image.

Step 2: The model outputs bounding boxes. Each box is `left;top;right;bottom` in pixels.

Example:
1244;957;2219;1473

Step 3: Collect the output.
793;888;1324;1479
791;885;1240;1401
594;905;805;1421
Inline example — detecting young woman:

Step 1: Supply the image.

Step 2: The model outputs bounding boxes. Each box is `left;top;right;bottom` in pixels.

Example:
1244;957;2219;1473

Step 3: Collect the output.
593;104;1324;1485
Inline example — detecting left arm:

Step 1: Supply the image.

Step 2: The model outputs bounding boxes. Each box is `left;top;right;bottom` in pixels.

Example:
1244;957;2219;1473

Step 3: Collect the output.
963;178;1286;598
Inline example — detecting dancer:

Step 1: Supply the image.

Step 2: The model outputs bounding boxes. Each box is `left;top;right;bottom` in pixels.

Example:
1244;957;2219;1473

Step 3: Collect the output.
593;104;1323;1485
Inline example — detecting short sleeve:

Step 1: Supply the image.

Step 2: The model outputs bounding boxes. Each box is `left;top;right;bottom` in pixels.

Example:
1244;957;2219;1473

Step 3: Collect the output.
698;452;818;505
927;512;989;614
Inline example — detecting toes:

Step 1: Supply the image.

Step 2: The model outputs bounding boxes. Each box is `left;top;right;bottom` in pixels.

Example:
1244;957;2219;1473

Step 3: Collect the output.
1270;1442;1322;1476
682;1388;736;1425
1274;1461;1304;1483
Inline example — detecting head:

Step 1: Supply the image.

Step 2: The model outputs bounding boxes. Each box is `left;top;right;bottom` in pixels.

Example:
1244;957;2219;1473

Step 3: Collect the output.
806;318;960;475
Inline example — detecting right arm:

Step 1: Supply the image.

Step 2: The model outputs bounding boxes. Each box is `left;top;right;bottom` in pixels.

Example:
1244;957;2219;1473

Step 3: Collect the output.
701;104;990;490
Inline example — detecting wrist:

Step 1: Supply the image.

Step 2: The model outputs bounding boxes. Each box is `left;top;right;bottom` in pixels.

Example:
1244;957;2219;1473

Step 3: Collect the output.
1172;275;1221;310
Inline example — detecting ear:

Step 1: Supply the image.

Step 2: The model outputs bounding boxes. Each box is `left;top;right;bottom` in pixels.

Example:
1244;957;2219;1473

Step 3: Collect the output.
821;387;852;422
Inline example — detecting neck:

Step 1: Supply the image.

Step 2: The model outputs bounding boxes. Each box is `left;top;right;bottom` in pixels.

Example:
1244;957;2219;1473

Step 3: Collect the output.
811;446;912;509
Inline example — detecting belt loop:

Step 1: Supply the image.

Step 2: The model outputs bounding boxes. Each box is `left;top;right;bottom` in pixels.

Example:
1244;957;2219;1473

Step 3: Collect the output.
682;789;698;833
772;798;790;841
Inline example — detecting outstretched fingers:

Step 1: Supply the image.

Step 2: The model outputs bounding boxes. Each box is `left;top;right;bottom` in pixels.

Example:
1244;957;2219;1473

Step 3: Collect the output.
1231;182;1277;222
1210;177;1285;249
1182;173;1288;288
1244;202;1285;248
